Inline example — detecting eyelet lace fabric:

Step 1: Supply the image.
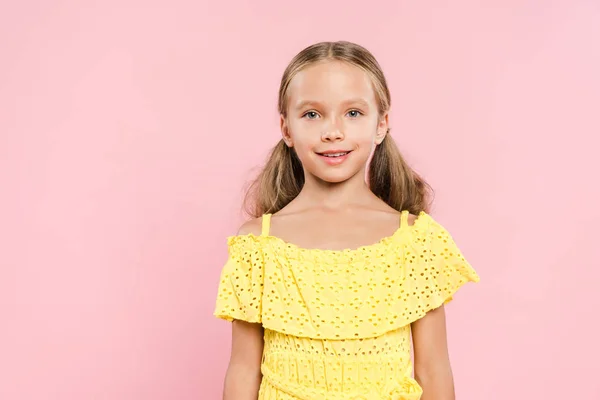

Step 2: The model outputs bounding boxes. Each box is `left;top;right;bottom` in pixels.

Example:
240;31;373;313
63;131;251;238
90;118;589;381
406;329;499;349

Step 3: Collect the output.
214;211;479;399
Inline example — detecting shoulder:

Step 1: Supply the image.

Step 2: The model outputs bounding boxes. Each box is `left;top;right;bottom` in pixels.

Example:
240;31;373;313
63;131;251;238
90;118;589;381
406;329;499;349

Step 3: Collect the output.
236;216;263;236
226;216;265;256
406;212;420;226
403;210;430;228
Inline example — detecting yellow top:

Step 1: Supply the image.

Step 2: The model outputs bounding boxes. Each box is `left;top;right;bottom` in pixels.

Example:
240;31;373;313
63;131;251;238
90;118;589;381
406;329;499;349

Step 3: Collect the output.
214;211;479;400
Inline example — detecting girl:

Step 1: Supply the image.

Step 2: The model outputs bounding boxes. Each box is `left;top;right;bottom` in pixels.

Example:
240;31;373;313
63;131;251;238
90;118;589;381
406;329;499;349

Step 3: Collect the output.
214;41;479;400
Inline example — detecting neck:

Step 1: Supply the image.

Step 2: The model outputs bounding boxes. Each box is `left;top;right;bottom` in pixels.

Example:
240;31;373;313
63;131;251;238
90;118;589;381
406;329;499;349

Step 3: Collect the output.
294;170;376;211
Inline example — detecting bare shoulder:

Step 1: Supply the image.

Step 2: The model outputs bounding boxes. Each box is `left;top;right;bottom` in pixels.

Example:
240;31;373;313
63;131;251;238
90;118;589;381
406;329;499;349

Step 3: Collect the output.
373;202;423;227
407;213;419;226
237;217;263;236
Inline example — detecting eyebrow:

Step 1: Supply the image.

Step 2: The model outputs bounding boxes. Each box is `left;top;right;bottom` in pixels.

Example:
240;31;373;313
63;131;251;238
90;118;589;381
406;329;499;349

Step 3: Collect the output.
294;100;324;111
294;98;370;111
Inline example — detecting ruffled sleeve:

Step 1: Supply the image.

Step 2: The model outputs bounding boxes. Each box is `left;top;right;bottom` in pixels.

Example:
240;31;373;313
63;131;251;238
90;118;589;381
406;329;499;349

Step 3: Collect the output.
401;213;480;320
213;236;264;323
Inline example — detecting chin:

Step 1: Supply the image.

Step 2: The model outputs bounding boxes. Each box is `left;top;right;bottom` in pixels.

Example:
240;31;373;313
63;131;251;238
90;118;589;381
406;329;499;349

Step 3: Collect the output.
311;169;362;184
319;175;351;184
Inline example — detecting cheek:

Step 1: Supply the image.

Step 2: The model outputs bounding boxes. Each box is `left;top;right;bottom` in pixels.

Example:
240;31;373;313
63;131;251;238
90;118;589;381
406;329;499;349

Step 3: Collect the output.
346;120;379;145
292;139;318;163
288;121;320;146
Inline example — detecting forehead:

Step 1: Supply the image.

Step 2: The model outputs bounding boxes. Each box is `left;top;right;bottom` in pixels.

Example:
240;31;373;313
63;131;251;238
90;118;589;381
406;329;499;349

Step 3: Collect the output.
287;60;376;107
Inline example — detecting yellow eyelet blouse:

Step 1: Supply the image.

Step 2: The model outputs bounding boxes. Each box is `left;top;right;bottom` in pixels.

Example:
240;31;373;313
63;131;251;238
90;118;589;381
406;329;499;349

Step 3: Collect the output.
214;211;479;400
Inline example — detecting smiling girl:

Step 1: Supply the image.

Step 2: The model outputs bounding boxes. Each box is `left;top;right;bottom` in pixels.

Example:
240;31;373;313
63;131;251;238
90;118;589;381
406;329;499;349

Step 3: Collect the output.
214;41;479;400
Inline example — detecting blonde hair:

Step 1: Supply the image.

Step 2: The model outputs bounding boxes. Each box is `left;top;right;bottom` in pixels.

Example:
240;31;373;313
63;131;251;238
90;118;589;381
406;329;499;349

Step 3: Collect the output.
243;41;432;218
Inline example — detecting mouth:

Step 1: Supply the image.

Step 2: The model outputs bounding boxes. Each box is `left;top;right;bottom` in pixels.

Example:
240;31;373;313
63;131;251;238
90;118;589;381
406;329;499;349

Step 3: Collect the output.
315;150;353;165
316;150;352;158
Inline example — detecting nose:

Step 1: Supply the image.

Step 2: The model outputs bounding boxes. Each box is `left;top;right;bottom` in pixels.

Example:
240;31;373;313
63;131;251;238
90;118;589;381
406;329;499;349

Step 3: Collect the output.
321;119;345;142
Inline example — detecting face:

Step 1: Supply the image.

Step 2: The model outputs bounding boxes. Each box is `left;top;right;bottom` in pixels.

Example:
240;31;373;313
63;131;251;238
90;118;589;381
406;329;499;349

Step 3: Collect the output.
281;60;388;184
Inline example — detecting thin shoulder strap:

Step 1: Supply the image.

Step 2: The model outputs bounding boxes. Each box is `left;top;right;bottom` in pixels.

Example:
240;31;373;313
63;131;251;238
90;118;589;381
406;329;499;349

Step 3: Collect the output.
261;214;272;236
400;210;409;229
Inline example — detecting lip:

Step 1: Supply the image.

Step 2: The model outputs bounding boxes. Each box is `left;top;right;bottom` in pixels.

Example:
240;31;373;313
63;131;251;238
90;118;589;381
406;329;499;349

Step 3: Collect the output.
317;149;352;155
316;149;352;165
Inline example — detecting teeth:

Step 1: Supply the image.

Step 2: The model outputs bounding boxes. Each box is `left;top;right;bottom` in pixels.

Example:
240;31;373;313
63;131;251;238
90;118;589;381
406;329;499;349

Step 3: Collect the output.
323;152;348;157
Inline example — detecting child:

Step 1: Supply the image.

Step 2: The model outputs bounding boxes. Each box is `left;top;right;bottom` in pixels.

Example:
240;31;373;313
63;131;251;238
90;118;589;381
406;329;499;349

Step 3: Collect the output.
214;41;479;400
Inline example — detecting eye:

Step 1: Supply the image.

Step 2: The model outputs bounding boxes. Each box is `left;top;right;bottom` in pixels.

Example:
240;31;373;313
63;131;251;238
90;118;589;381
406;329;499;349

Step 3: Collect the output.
302;111;320;119
347;110;363;118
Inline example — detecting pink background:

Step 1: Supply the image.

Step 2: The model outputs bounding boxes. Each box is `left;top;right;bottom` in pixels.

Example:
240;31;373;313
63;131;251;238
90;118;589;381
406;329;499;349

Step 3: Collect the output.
1;1;599;399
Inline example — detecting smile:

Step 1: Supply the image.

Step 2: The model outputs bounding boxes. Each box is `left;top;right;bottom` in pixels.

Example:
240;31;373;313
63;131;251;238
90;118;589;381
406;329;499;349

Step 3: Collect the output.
320;152;349;157
316;150;353;165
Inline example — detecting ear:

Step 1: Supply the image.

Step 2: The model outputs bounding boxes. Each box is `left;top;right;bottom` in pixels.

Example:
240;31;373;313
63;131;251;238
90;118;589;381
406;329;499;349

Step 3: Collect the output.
374;113;389;145
280;115;293;147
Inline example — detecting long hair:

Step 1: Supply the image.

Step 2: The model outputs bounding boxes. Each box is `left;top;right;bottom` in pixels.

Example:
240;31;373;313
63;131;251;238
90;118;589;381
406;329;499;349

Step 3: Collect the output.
243;41;432;217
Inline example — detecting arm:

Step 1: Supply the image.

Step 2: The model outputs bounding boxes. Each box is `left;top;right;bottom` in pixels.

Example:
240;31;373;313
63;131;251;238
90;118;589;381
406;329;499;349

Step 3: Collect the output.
223;320;264;400
411;305;455;400
223;218;264;400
